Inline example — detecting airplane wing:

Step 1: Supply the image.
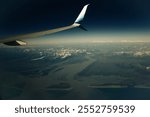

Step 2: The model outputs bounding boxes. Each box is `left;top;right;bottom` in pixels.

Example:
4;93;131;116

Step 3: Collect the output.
0;4;89;46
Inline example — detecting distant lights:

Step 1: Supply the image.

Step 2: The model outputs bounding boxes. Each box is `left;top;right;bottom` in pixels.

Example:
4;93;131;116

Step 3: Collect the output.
146;67;150;70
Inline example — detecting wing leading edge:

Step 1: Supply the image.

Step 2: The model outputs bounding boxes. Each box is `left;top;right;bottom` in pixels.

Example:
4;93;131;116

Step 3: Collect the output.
1;4;90;46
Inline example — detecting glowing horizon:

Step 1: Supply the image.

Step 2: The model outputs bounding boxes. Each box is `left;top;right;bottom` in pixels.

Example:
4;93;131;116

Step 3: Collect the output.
27;32;150;45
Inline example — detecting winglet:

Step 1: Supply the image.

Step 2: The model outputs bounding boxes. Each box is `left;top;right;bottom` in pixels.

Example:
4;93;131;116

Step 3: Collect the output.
74;4;90;24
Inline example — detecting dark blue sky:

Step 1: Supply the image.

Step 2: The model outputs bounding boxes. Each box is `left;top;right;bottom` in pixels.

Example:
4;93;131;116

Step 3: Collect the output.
0;0;150;37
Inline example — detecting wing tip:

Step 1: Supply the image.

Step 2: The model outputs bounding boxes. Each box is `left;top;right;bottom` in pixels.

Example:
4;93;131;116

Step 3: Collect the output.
74;4;90;24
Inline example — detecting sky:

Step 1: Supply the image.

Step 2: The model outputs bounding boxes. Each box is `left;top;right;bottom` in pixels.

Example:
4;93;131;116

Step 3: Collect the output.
0;0;150;43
